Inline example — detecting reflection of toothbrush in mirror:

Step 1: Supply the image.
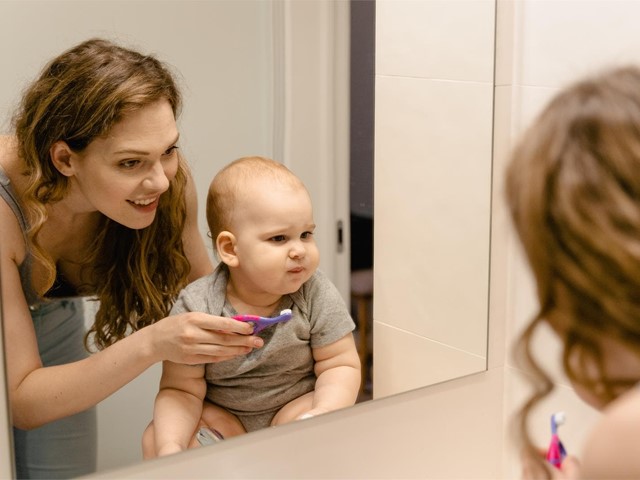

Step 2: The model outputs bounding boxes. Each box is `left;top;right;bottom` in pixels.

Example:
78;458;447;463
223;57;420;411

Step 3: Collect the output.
233;308;293;334
546;411;567;470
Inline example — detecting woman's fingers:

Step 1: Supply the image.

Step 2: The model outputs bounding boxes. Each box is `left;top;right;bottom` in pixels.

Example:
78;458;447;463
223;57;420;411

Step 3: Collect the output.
194;313;254;335
152;312;265;364
559;456;581;479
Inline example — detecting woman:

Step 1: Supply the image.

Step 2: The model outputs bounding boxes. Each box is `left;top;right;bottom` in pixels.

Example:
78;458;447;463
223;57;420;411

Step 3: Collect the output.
0;38;263;478
506;66;640;479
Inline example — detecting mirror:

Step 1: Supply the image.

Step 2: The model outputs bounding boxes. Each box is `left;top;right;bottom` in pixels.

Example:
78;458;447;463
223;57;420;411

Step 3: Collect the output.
0;0;494;475
0;266;15;478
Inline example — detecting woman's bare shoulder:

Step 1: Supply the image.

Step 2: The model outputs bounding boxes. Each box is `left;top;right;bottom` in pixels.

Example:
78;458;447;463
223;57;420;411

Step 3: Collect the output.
580;387;640;479
0;135;19;169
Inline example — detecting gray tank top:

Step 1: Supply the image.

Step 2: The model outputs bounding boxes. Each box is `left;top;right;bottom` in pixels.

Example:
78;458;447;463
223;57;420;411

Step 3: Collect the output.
0;165;41;305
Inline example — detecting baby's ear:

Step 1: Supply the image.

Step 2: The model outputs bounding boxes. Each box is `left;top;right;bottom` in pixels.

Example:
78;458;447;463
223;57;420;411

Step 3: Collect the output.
216;231;239;267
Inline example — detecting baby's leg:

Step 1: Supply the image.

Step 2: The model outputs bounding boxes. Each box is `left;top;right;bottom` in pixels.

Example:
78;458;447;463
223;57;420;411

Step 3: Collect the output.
200;401;247;439
270;391;315;426
141;422;155;459
141;402;246;459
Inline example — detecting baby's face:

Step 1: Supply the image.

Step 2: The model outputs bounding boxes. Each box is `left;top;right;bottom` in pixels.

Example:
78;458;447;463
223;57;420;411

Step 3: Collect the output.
230;179;320;297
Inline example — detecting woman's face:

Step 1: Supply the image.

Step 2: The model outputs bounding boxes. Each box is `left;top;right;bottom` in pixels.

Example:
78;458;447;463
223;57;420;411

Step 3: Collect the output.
64;100;180;229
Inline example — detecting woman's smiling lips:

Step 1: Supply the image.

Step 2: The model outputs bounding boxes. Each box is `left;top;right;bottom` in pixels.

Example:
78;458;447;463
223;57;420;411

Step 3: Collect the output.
127;196;159;211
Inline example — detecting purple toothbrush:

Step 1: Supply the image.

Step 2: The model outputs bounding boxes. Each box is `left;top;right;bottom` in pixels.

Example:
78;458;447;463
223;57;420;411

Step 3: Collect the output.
233;308;292;334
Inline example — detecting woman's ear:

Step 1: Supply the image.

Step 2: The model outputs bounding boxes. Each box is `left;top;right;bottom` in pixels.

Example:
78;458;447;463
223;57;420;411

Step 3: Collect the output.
50;141;75;177
216;231;239;267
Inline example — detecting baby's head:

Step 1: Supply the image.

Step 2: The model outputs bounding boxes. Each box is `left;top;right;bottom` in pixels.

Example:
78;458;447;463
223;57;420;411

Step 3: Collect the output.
207;156;308;239
207;156;319;294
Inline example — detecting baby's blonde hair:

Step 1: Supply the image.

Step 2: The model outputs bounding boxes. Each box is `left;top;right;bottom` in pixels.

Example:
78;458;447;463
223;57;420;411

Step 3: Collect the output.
206;156;305;241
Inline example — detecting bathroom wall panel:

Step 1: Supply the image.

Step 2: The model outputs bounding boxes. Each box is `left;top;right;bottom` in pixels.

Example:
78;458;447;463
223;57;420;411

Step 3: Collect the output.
495;0;515;87
373;322;486;398
375;75;492;357
517;0;640;88
376;0;495;82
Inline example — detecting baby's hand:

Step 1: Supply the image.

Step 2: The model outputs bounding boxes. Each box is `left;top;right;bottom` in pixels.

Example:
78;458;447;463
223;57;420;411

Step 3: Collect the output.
156;442;184;457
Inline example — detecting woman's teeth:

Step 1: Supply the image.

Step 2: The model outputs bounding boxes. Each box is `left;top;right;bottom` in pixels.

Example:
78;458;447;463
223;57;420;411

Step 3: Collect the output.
132;198;155;206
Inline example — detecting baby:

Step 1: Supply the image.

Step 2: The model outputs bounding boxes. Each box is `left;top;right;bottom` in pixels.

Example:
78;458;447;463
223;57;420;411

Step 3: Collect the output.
143;156;361;457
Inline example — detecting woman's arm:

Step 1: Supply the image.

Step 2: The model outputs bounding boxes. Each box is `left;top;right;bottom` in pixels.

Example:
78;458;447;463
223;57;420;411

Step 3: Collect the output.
1;200;260;429
306;333;361;416
153;362;207;457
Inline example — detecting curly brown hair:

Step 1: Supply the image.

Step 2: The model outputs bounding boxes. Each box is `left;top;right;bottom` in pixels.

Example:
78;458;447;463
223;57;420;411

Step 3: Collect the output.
12;38;191;349
505;66;640;477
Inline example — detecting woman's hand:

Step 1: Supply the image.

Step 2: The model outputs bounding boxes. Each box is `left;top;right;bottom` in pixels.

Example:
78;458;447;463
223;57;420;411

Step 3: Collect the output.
521;448;581;480
147;312;264;365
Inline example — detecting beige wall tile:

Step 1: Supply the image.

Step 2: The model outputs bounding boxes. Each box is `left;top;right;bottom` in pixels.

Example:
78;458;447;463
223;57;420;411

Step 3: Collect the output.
375;75;492;355
376;0;495;82
517;0;640;88
373;322;487;398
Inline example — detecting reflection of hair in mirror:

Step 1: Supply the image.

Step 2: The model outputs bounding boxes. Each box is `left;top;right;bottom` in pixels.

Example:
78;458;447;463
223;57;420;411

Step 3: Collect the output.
506;66;640;478
3;37;200;479
13;38;190;349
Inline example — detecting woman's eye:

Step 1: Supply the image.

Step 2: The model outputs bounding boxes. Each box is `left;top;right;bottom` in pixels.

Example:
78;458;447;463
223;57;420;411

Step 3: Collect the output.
119;159;140;169
163;146;179;156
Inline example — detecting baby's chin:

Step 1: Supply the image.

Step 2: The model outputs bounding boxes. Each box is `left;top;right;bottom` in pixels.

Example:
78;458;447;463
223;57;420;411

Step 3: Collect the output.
279;279;310;296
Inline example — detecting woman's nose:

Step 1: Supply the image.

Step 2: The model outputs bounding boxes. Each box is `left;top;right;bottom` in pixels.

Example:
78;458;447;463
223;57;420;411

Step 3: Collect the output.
142;161;170;191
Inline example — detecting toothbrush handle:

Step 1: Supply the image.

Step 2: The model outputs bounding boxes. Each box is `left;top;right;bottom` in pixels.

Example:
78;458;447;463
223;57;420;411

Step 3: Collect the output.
233;311;293;334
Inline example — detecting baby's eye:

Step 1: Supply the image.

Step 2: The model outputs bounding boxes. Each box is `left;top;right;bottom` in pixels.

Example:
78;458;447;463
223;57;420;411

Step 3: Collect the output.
270;235;287;242
301;231;314;239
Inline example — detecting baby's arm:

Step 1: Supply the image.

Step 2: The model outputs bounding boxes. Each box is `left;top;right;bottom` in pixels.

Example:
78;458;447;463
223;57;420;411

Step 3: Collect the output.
153;361;207;457
306;333;361;416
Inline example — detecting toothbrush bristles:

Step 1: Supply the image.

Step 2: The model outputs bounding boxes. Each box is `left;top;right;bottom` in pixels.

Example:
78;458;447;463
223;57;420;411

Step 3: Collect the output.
553;411;566;425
